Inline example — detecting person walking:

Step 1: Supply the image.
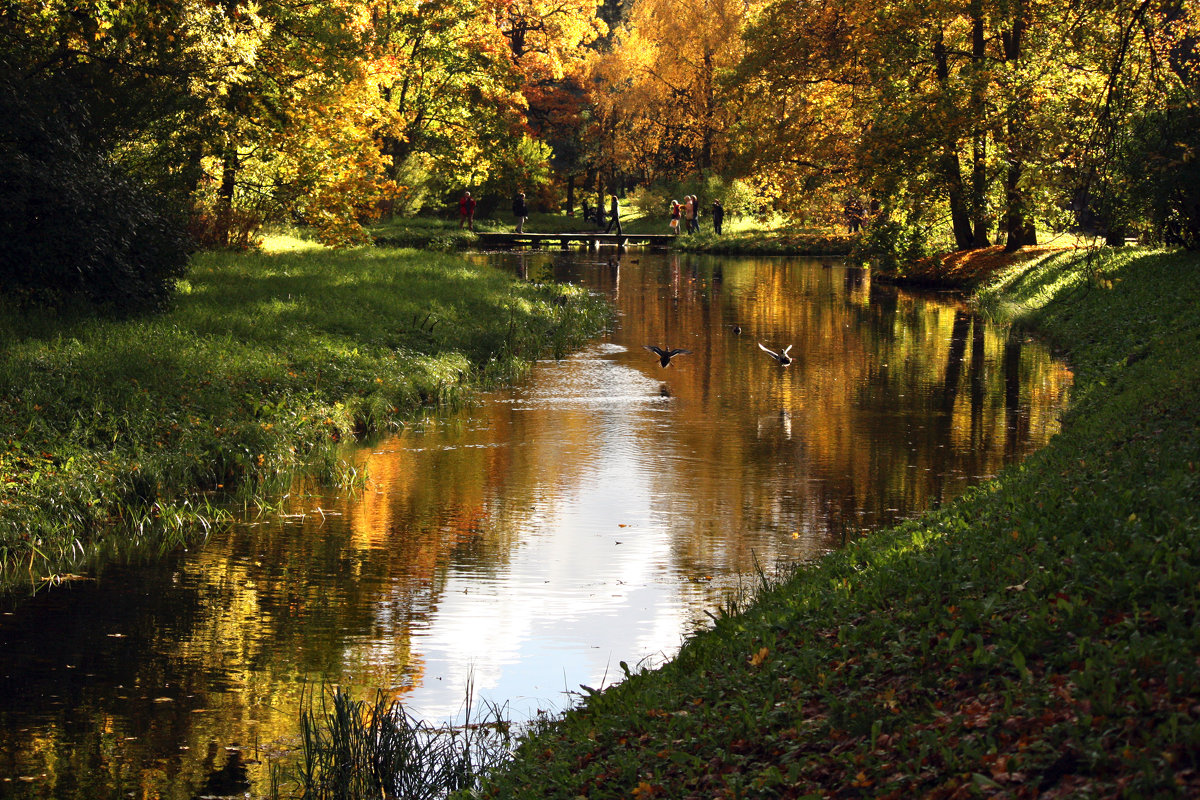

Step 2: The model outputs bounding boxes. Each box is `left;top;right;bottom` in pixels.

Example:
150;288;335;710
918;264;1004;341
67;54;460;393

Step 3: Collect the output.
604;194;622;236
712;199;725;235
458;191;475;230
685;196;699;234
669;200;681;234
512;191;528;233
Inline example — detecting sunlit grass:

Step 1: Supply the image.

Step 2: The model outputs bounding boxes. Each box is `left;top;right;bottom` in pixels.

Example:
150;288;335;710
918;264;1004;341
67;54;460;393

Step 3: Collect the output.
0;235;610;592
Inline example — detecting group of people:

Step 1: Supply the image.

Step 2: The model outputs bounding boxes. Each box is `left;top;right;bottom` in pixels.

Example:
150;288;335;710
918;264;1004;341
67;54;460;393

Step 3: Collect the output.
459;190;532;232
669;196;724;236
842;196;881;233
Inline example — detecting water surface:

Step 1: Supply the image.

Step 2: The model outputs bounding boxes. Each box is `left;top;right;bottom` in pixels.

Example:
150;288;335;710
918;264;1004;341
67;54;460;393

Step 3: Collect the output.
0;251;1070;798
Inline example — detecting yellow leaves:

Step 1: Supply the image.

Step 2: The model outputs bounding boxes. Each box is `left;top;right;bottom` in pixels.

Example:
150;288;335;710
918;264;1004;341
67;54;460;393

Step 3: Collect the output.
851;770;874;788
749;646;770;667
632;780;658;798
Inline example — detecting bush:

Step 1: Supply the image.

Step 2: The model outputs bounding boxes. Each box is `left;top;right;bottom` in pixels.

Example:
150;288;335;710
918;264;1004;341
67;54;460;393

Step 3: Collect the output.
186;205;265;252
1121;95;1200;249
851;216;933;273
0;74;192;311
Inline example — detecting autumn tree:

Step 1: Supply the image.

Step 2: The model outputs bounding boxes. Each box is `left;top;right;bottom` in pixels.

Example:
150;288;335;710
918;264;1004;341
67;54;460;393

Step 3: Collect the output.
590;0;750;186
496;0;606;211
735;0;1193;250
178;0;408;245
366;0;524;216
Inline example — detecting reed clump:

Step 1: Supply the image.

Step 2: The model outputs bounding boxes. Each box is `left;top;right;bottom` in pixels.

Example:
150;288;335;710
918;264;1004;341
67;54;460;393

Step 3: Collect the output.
0;235;609;592
285;685;514;800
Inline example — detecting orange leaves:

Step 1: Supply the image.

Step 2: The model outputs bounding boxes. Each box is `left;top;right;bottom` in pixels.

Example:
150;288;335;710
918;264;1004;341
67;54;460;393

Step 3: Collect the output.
851;770;874;788
631;780;660;798
749;646;770;667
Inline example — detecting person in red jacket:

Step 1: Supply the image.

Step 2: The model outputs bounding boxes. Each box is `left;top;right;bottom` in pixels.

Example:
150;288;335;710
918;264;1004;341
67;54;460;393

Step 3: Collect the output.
459;191;477;231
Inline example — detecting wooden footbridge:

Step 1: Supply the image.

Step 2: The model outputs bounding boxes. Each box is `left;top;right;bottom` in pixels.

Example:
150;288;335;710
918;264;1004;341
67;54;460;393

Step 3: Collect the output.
475;231;678;250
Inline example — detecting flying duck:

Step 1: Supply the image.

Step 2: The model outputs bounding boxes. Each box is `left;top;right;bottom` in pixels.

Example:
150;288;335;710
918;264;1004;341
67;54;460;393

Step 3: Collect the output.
644;345;692;367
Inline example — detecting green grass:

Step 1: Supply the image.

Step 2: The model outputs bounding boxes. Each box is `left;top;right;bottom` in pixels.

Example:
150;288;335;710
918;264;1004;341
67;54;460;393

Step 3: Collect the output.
0;235;610;593
674;229;856;256
463;246;1200;798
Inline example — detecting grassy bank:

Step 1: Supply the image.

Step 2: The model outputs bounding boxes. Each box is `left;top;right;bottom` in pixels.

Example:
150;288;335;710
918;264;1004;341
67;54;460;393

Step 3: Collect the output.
673;230;856;256
461;246;1200;798
0;235;609;593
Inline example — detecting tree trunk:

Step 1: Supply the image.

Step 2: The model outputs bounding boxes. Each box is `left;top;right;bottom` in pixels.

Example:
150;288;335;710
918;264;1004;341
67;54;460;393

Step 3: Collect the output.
218;147;239;248
1002;0;1037;252
1003;148;1037;251
971;135;990;246
934;29;976;251
566;174;576;217
700;48;715;171
969;8;990;247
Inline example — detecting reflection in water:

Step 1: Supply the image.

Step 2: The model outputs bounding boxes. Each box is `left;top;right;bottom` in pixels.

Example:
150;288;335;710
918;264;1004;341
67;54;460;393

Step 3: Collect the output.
0;252;1070;798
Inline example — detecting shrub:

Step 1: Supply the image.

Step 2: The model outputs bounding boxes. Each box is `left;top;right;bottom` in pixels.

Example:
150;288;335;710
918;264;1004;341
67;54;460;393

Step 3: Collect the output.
851;216;933;273
186;205;265;252
0;73;192;311
1121;95;1200;249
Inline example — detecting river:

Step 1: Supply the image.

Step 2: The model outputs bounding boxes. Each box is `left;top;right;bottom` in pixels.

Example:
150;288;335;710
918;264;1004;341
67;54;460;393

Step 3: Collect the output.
0;250;1070;798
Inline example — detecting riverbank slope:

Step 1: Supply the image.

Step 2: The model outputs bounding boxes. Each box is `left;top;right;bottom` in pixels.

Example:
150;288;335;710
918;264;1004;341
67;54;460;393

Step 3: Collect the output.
471;246;1200;798
0;237;608;594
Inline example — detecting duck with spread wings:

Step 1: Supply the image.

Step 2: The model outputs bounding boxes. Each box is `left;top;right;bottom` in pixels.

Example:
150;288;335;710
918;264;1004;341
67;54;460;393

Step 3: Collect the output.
643;345;693;368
